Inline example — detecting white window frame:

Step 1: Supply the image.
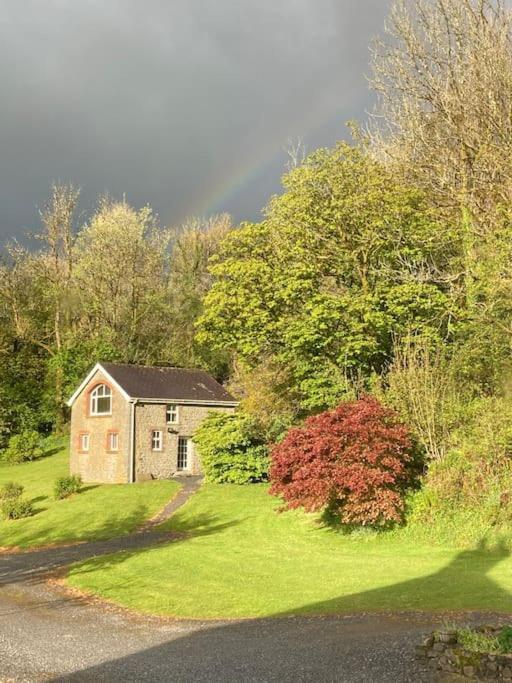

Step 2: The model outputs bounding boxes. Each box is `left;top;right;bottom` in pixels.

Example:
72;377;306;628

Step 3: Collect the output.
90;384;112;416
109;432;119;451
177;436;190;471
80;433;90;452
151;430;163;452
166;404;179;424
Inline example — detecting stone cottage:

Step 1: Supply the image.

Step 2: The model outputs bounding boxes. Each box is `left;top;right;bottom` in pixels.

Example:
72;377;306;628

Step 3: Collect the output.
67;362;238;483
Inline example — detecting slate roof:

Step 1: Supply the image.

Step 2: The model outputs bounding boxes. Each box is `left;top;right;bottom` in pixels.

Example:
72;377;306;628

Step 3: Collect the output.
100;363;237;404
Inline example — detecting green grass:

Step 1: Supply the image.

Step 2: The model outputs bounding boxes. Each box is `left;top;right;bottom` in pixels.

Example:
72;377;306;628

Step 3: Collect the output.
0;439;180;549
66;484;512;619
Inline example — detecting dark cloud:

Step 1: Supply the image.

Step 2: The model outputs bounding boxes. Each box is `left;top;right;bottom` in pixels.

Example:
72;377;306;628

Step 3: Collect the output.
0;0;390;240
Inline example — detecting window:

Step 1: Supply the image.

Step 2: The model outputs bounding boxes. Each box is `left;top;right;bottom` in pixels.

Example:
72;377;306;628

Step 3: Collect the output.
151;430;163;451
177;437;190;471
108;432;119;451
166;404;178;424
80;433;90;452
90;384;112;415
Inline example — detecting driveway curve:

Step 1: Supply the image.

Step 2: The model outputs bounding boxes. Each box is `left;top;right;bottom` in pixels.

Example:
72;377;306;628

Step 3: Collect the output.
0;477;492;681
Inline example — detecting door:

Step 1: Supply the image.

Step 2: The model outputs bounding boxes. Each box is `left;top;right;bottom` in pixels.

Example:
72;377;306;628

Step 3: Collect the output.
177;436;191;472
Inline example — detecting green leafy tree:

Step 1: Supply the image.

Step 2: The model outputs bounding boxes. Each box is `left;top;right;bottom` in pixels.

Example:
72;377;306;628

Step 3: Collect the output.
198;143;455;412
166;214;233;376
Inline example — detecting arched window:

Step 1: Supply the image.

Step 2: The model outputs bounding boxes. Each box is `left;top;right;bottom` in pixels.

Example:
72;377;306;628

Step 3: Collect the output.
90;384;112;415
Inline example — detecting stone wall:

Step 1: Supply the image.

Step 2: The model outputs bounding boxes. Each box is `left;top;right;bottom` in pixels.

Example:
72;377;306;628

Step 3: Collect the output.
134;402;235;480
417;627;512;680
69;369;131;483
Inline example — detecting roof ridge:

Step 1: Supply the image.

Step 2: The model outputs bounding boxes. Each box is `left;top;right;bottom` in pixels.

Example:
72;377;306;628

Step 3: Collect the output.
101;362;207;373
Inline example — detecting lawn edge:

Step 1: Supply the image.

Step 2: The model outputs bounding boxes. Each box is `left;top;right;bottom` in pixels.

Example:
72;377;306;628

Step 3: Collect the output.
51;573;512;623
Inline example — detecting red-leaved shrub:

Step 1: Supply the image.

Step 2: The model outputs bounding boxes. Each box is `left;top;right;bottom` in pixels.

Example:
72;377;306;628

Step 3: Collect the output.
269;396;415;526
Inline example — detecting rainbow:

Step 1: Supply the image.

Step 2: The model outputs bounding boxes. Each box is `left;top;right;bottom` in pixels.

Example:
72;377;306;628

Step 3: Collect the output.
184;84;351;221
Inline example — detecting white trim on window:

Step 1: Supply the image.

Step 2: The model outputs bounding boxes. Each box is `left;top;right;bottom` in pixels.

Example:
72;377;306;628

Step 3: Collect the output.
80;433;90;452
151;430;163;451
90;384;112;416
166;404;179;424
177;436;191;471
109;432;119;451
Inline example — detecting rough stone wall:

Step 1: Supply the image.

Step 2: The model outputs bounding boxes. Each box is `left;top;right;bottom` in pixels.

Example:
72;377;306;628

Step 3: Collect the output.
134;403;235;480
417;627;512;680
69;369;131;483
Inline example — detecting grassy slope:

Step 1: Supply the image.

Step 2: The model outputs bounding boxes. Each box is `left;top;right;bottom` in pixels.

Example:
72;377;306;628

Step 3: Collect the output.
66;484;512;619
0;441;179;549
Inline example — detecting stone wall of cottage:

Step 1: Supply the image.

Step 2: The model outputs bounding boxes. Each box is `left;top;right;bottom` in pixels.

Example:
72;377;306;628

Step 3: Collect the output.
134;402;235;480
69;369;131;483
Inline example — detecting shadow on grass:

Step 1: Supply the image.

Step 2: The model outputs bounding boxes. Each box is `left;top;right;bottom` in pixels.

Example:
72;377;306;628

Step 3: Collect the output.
27;446;63;461
0;511;241;586
30;496;48;505
50;541;512;682
79;485;99;494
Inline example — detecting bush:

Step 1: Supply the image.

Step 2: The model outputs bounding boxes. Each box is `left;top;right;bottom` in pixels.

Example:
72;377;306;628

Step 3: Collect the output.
456;628;500;654
269;395;416;527
382;337;464;461
498;626;512;653
54;474;82;500
0;481;24;500
1;497;34;520
402;395;512;547
193;412;269;484
1;430;43;464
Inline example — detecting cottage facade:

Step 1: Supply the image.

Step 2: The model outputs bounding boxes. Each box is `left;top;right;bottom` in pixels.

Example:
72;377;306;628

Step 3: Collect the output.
67;363;238;483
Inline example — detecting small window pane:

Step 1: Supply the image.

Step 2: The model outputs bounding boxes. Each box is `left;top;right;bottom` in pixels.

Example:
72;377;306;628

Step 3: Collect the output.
166;404;178;424
81;434;89;451
109;433;118;451
97;396;111;413
151;430;162;451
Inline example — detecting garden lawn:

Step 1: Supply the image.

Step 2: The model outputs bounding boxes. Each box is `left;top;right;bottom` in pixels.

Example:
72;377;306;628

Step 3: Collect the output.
67;484;512;619
0;441;180;549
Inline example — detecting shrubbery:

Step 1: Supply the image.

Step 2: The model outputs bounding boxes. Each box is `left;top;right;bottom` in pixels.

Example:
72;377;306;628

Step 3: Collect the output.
193;412;269;484
54;474;82;500
402;394;512;546
1;497;34;520
1;430;43;464
0;480;33;520
456;626;512;655
270;396;417;527
0;481;24;500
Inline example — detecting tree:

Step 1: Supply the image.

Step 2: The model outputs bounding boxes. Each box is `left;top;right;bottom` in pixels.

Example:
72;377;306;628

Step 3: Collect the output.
166;214;232;374
198;143;454;412
370;0;512;322
228;356;300;440
382;337;462;461
371;0;512;229
37;183;80;428
0;184;80;430
370;0;512;392
73;198;172;363
269;396;416;526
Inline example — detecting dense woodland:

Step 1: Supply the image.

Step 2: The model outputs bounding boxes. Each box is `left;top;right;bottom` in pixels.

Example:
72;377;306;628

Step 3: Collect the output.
3;0;512;544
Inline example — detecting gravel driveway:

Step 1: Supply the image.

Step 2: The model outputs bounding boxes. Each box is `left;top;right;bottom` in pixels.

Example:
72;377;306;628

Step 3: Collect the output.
1;571;437;683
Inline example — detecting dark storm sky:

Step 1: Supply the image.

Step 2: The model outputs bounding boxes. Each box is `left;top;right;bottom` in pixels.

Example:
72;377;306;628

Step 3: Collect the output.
0;1;390;240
